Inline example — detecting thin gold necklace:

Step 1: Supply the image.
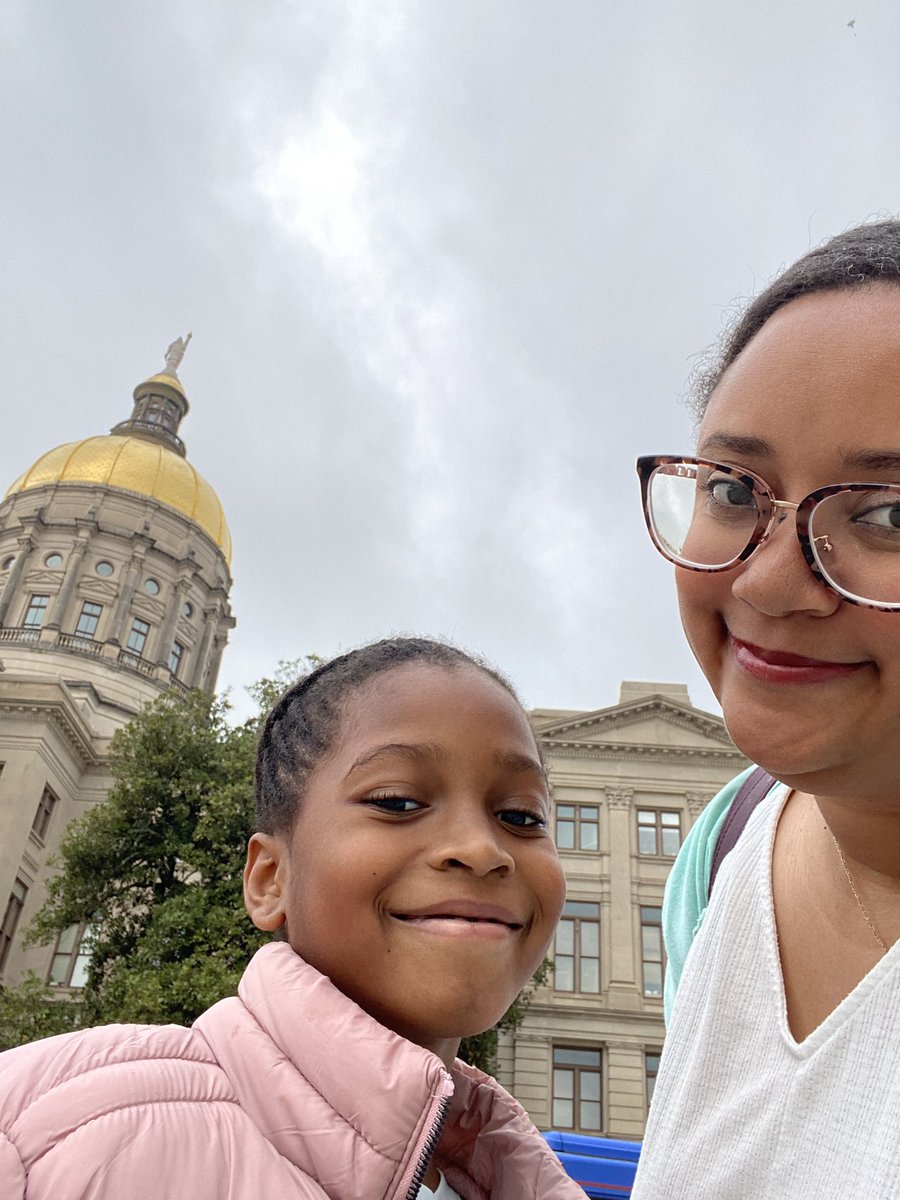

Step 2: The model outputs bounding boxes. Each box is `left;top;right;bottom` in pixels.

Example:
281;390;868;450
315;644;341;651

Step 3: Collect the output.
828;827;888;955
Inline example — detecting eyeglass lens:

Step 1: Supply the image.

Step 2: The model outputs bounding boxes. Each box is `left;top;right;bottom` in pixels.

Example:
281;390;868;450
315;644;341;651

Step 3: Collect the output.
647;462;900;605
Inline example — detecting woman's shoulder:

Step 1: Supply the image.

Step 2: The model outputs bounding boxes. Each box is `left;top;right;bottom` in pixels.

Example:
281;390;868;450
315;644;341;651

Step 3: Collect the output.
662;766;777;1021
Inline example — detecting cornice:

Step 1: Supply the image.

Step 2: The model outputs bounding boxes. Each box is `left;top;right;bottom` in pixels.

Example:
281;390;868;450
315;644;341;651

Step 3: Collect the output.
541;738;747;768
0;690;101;768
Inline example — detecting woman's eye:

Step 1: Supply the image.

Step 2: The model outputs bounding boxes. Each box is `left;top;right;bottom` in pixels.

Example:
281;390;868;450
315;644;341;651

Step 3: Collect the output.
499;808;546;830
366;794;423;814
707;476;755;509
853;500;900;531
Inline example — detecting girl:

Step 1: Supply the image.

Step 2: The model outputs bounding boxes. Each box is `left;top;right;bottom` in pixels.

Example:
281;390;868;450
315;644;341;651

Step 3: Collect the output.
0;637;582;1200
632;222;900;1198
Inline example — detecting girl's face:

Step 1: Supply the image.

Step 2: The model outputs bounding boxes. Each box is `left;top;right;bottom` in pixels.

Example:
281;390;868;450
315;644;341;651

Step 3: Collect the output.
245;663;565;1064
677;284;900;798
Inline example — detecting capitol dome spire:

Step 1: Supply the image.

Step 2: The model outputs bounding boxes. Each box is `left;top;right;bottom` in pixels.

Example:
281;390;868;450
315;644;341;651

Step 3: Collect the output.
109;335;193;457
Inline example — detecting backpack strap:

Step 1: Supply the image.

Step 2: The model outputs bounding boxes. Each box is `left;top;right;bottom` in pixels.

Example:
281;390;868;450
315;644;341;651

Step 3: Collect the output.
708;767;777;900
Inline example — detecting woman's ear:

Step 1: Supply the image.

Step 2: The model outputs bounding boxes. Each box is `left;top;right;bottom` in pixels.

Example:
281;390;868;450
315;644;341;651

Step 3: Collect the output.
243;832;289;932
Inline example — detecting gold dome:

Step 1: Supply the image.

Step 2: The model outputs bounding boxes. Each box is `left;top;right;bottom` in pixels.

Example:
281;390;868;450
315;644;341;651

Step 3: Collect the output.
6;435;232;565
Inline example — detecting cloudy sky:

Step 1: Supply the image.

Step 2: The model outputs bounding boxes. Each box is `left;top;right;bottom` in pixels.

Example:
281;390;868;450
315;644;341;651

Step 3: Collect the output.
2;0;897;721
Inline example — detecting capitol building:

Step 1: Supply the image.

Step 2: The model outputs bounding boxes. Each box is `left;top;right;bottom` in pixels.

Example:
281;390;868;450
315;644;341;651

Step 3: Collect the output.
0;351;744;1138
0;338;234;987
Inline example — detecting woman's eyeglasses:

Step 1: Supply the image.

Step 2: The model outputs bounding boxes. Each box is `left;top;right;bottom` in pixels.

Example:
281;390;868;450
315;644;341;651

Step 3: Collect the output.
636;455;900;611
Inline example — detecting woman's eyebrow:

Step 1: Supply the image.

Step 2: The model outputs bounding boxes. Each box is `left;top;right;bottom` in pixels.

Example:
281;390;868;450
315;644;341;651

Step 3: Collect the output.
841;448;900;472
697;432;773;459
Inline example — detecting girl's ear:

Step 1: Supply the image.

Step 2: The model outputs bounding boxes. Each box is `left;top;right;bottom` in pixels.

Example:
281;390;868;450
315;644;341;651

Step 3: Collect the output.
243;832;289;932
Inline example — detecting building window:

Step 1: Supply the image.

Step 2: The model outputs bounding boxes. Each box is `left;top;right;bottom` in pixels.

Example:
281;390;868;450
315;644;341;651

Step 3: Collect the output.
1;555;14;571
169;641;184;676
637;809;682;857
0;878;28;972
126;618;150;656
44;552;64;569
31;786;58;841
23;594;50;628
641;905;666;998
144;578;160;596
645;1051;661;1107
74;601;102;639
95;560;114;577
552;1047;603;1132
556;804;599;851
48;922;92;988
555;901;601;993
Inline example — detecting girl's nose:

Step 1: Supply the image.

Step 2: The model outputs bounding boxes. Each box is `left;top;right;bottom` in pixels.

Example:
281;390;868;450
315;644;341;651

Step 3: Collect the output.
732;509;841;618
429;812;515;877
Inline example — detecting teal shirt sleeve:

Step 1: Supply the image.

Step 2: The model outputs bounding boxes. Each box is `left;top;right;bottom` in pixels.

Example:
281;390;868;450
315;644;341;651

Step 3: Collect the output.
661;766;759;1025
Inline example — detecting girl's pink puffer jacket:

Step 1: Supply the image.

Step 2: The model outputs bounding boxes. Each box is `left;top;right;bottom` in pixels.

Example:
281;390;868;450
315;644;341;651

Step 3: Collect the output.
0;942;583;1199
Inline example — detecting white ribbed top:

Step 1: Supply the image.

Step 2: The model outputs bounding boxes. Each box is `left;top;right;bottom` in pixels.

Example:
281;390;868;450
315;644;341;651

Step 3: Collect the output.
632;787;900;1199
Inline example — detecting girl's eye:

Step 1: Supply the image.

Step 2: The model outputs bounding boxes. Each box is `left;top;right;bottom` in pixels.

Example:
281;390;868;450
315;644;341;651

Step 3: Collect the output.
366;794;423;814
498;808;547;830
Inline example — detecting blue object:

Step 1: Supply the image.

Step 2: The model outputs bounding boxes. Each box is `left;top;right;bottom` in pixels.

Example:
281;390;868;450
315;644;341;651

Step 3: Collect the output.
542;1131;640;1198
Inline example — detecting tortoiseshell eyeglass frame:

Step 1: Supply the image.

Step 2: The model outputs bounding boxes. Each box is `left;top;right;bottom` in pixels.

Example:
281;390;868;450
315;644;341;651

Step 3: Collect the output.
635;454;900;612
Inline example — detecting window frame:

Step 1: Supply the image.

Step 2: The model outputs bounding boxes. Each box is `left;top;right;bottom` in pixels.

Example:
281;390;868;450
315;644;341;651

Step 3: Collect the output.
23;594;50;628
31;785;58;842
645;1049;661;1109
0;877;28;973
640;904;666;999
74;601;103;640
126;617;150;656
554;900;601;994
551;1046;604;1133
169;640;184;676
637;808;682;857
48;921;92;988
555;802;600;852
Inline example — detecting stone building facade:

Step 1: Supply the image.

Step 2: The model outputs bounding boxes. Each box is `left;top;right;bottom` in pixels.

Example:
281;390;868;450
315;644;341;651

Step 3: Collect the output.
497;681;747;1140
0;346;234;987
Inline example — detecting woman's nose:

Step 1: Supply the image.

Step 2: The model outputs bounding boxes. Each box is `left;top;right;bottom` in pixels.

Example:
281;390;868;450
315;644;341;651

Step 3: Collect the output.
731;509;841;618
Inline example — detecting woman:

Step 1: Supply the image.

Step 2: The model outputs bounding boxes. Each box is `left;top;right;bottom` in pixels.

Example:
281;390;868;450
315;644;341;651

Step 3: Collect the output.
631;222;900;1198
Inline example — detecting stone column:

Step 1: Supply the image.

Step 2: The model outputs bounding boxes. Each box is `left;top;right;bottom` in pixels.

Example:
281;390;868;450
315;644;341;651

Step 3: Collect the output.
189;608;219;689
154;579;191;668
108;555;144;645
0;535;34;624
202;632;227;692
45;538;89;630
685;790;709;829
606;787;635;995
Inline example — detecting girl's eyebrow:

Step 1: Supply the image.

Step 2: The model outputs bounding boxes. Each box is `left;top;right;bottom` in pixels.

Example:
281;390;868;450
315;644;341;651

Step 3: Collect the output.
347;743;438;774
345;745;546;780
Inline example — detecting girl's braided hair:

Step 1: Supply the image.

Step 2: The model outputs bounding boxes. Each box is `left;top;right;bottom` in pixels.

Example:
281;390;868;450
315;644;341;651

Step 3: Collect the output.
254;636;529;834
693;218;900;418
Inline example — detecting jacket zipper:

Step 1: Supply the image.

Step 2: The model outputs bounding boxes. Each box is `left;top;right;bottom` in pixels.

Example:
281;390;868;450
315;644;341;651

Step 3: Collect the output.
404;1090;452;1200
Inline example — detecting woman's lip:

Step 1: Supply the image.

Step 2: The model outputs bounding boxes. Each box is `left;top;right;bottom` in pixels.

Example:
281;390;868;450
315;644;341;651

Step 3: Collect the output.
392;900;523;927
729;635;870;683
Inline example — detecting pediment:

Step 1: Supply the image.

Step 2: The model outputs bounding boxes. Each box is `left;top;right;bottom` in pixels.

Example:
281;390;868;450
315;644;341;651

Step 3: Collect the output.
23;570;63;589
78;578;119;602
533;694;734;753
